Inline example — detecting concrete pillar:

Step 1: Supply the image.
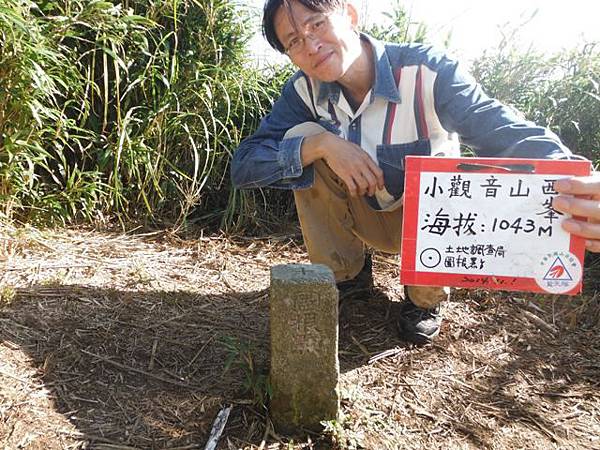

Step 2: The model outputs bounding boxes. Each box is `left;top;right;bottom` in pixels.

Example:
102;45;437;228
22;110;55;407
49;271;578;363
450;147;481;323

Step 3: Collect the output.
269;264;339;433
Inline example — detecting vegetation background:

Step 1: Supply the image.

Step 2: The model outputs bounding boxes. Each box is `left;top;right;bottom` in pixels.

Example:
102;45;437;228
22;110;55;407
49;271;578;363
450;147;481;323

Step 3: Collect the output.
0;0;598;232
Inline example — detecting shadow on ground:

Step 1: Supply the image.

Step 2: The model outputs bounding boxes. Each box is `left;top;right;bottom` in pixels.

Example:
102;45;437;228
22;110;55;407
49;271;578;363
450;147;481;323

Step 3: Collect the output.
1;278;599;448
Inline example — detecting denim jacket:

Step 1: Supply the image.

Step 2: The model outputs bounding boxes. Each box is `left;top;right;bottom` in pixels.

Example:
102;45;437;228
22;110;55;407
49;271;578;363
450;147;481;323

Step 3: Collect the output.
231;34;571;210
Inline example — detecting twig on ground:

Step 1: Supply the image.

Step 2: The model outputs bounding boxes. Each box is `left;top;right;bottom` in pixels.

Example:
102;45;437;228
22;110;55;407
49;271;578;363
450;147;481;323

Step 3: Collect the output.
521;310;558;335
0;367;33;384
4;264;95;271
81;350;201;389
148;337;158;370
351;335;371;357
257;419;270;450
368;347;402;364
204;405;233;450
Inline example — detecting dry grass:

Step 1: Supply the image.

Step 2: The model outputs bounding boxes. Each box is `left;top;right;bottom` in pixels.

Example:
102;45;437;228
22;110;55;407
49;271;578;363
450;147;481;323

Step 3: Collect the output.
0;224;599;449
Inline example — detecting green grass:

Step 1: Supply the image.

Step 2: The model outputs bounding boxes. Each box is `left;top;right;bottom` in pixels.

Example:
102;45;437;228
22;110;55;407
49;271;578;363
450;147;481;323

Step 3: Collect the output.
471;24;600;166
0;0;289;230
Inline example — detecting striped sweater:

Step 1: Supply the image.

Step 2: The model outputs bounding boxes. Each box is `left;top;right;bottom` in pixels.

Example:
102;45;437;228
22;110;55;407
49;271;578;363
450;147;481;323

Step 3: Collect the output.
232;33;571;211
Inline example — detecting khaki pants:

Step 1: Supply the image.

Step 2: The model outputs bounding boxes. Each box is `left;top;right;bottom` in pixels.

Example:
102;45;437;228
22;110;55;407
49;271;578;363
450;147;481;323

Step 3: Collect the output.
288;123;447;309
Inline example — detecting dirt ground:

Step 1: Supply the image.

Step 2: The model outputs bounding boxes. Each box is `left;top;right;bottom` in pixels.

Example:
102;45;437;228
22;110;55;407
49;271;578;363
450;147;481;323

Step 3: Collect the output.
0;224;599;449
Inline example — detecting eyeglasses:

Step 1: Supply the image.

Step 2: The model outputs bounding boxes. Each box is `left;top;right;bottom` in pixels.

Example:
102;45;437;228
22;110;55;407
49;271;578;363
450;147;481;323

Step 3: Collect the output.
284;14;331;56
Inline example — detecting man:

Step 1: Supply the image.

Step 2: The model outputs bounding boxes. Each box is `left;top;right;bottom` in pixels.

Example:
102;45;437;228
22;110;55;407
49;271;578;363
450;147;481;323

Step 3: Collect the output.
231;0;600;344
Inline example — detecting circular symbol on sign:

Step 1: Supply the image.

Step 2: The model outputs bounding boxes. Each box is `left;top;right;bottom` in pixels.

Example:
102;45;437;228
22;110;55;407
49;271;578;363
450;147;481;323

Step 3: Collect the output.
534;251;582;294
420;248;442;269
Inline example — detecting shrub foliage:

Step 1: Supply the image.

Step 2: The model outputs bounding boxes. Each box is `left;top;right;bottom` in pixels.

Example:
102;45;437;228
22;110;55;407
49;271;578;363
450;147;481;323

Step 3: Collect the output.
0;0;286;229
0;2;598;231
471;29;600;166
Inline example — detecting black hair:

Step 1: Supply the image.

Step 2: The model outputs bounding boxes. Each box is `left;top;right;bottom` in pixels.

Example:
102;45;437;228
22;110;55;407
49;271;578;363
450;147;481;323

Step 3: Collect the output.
262;0;345;53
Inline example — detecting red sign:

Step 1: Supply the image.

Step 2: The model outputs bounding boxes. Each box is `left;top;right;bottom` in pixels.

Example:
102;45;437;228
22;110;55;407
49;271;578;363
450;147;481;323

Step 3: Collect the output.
400;156;591;295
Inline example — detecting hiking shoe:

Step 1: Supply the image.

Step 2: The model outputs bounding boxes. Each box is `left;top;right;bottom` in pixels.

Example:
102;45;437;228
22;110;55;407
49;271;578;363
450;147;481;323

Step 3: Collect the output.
336;253;374;299
396;299;442;345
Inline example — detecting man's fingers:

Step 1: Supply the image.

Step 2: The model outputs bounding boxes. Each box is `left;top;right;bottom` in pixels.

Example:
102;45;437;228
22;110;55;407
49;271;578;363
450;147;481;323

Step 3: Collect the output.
556;191;600;253
326;144;385;196
354;173;369;196
554;173;600;197
364;156;385;189
343;175;358;197
585;240;600;253
359;170;378;196
351;153;383;196
553;196;600;221
562;219;600;241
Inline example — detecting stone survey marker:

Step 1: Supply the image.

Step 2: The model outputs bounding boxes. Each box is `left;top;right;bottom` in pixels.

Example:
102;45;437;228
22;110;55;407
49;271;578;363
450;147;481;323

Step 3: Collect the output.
269;264;339;432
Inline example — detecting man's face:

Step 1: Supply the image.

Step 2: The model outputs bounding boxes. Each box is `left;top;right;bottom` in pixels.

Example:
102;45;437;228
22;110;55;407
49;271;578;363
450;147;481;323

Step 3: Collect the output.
274;1;361;82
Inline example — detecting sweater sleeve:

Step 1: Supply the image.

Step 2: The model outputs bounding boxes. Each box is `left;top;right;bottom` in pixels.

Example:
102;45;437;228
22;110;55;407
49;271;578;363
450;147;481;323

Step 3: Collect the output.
231;74;318;190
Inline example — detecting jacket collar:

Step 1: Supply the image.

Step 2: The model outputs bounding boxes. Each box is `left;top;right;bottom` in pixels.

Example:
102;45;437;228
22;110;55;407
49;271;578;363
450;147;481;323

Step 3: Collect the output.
316;33;401;107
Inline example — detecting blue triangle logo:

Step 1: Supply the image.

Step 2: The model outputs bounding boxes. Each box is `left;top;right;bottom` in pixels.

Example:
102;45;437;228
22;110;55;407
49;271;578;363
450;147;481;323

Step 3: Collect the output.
543;256;573;281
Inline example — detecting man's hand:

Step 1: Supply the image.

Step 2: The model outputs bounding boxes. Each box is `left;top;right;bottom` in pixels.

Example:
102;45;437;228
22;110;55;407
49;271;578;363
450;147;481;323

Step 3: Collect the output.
302;132;384;197
554;172;600;253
